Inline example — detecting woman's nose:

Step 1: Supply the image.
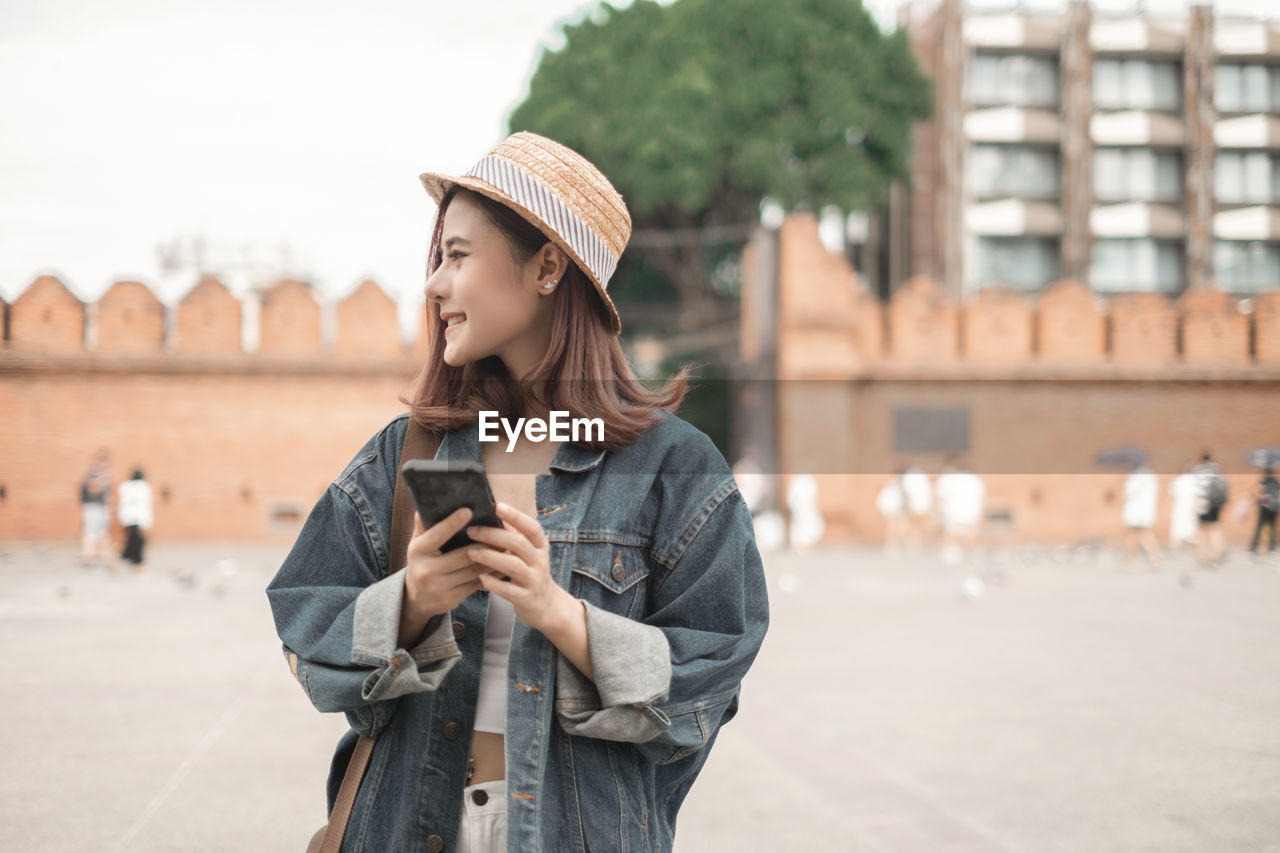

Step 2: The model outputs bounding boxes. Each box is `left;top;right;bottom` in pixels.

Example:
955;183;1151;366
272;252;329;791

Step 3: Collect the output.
424;266;446;303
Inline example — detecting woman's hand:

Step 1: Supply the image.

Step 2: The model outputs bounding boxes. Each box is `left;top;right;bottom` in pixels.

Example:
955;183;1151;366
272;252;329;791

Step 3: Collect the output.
398;507;492;647
465;502;584;643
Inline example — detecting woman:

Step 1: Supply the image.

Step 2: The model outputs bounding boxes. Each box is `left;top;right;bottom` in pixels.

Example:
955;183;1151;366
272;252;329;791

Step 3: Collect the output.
117;468;153;572
79;449;112;568
267;132;769;853
1250;466;1278;554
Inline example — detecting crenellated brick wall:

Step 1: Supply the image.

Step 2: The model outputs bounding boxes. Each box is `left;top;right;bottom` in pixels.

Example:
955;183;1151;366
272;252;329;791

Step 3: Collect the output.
335;280;407;360
8;276;86;352
1;274;425;543
763;213;1280;546
258;279;324;357
175;277;242;356
1035;281;1105;363
97;281;166;354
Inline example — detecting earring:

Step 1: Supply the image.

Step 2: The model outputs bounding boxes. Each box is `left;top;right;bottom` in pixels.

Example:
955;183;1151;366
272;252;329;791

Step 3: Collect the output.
543;280;556;291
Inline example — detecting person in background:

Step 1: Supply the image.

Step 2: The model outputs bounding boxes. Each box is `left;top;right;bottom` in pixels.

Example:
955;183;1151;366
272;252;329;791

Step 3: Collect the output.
875;469;909;557
935;459;985;566
1193;453;1228;567
79;449;113;569
786;473;824;552
1249;467;1278;556
902;466;934;554
1121;463;1161;569
732;451;766;517
1168;463;1199;553
117;468;153;573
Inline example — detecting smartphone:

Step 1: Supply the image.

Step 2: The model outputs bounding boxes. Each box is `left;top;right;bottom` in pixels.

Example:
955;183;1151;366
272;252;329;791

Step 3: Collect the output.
400;460;503;552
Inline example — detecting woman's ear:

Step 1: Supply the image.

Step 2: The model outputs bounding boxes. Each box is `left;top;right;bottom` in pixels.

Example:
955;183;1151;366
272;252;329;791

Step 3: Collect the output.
533;242;570;288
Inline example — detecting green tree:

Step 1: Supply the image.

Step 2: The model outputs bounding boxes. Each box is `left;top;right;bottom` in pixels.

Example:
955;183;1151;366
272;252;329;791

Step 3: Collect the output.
508;0;932;326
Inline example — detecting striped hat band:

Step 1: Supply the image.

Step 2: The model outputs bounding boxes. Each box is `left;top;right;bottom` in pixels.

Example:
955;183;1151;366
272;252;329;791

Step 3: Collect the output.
461;155;619;290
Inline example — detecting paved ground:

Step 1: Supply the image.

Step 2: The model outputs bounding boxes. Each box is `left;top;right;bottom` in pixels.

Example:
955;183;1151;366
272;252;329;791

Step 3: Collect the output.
1;541;1278;853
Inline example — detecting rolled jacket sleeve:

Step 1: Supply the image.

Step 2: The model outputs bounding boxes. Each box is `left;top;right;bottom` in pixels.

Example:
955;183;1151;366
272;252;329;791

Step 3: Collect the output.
555;602;674;742
352;568;462;701
555;481;770;765
267;460;462;736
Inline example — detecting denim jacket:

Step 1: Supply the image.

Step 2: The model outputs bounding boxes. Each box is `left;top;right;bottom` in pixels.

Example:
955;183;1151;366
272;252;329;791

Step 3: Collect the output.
266;410;770;853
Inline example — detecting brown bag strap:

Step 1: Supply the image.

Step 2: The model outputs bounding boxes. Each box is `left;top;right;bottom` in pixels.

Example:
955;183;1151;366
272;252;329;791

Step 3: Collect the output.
316;735;375;853
389;416;440;576
315;416;441;853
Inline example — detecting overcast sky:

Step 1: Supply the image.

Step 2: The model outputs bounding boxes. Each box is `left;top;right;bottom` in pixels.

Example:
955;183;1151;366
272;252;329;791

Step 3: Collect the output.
0;0;666;316
0;0;1267;318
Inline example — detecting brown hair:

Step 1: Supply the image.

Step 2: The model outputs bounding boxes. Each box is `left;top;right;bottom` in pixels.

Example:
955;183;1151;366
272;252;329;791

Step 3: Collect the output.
404;187;689;450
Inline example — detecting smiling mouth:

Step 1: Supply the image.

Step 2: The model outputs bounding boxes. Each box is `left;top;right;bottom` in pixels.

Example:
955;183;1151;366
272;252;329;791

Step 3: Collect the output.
444;316;466;332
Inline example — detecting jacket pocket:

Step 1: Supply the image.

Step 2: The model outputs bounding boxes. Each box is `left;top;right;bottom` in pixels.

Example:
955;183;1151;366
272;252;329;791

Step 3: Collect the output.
569;542;650;620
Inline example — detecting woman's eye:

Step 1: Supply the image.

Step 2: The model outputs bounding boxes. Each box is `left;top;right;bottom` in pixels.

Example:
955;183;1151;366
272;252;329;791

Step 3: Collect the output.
448;251;464;262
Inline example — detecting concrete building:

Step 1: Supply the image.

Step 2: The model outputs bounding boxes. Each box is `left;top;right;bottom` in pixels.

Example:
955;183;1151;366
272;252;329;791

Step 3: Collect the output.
893;0;1280;300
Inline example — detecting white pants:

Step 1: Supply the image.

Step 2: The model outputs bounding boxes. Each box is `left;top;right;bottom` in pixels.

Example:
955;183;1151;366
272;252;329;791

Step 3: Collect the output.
456;779;507;853
82;503;109;541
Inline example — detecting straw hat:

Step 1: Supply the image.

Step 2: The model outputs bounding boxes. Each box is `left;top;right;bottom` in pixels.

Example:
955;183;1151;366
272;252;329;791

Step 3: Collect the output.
419;131;630;335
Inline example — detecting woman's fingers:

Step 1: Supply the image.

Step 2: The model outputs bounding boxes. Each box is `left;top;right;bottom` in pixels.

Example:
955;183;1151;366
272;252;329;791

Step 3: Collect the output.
443;570;485;598
477;571;520;600
411;507;473;556
493;502;548;549
469;547;526;582
430;545;488;575
463;522;535;563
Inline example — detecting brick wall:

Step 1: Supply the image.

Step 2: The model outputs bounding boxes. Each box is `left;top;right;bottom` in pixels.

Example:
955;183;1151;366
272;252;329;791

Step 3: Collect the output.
258;279;323;356
888;276;958;360
336;279;407;360
1;275;422;542
175;277;241;356
1252;291;1280;363
764;213;1280;546
961;289;1033;362
1036;280;1106;362
1177;289;1250;364
7;275;84;352
96;281;165;354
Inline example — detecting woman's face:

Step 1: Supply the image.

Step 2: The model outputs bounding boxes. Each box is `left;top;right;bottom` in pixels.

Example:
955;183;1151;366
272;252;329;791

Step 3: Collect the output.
425;193;563;378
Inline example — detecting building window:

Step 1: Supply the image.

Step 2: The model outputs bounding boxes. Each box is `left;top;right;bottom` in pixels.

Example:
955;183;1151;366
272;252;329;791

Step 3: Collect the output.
974;237;1061;290
1216;64;1280;113
1214;241;1280;292
969;145;1061;200
967;53;1059;109
1091;239;1184;292
1094;148;1183;203
1093;59;1182;111
1215;152;1280;204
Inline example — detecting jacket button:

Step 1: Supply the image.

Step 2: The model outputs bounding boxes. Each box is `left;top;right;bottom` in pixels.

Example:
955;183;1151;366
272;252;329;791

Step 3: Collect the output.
611;563;626;582
452;621;466;640
471;788;489;806
426;835;444;852
443;722;461;740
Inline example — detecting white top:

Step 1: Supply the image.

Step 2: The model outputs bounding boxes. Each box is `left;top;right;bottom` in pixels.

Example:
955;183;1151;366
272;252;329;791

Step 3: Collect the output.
935;470;985;530
876;479;905;517
902;468;933;514
472;590;516;734
1123;468;1159;528
786;474;824;548
117;479;153;529
1169;474;1199;544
